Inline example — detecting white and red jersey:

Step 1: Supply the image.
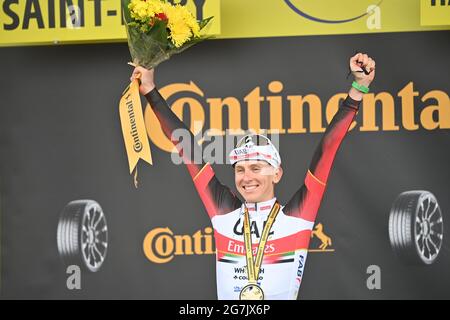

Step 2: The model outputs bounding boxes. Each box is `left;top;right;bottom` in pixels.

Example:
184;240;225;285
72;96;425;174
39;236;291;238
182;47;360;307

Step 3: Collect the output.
145;88;360;299
212;198;315;300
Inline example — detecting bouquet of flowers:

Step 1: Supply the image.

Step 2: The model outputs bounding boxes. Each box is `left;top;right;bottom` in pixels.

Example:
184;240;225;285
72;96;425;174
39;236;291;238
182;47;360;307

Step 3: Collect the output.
122;0;213;69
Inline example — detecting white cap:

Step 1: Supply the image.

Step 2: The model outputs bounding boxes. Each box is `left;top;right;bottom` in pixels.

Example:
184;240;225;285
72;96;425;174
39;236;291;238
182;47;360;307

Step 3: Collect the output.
229;134;281;168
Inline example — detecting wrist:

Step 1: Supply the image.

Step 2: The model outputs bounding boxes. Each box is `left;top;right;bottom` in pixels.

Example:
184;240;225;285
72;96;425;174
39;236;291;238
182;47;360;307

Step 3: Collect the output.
351;81;370;94
348;87;364;101
141;83;155;95
355;79;372;87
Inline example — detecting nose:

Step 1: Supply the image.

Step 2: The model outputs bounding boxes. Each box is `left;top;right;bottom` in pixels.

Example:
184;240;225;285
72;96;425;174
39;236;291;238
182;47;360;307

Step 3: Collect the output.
242;169;253;183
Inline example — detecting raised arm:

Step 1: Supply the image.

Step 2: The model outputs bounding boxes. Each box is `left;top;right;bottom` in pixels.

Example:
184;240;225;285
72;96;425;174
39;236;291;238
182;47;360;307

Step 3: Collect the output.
131;67;241;218
284;53;376;221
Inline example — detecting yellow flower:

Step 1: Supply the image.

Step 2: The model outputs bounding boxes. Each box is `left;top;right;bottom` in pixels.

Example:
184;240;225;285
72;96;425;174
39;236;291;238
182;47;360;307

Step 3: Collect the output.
164;5;188;47
146;0;164;17
129;0;150;21
181;7;200;37
128;0;202;47
165;4;200;47
190;21;200;38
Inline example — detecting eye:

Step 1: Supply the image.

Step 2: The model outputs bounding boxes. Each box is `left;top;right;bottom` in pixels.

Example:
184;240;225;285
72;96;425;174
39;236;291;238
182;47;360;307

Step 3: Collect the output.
252;167;261;172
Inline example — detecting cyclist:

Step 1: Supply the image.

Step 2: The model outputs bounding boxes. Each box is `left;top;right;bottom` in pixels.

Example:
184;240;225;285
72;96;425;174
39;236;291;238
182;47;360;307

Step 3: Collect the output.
130;53;375;299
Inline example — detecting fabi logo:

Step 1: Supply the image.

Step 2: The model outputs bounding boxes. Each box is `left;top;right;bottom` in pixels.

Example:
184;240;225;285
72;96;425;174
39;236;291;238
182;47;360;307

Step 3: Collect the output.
297;254;305;278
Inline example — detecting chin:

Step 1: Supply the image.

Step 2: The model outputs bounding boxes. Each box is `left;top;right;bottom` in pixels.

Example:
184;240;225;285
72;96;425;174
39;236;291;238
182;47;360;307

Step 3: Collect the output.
241;193;263;203
243;196;257;203
238;186;271;203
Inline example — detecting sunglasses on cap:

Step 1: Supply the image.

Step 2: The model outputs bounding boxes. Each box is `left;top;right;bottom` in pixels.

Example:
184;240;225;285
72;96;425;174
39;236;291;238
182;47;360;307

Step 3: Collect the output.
235;134;273;148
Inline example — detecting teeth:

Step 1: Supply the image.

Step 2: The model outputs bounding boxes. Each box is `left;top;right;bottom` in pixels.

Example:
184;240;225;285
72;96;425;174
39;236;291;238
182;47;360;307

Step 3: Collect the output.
244;185;258;191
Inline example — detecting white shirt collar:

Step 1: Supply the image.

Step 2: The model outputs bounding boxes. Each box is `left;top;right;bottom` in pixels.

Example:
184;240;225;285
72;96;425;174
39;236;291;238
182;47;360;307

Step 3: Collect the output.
243;197;277;216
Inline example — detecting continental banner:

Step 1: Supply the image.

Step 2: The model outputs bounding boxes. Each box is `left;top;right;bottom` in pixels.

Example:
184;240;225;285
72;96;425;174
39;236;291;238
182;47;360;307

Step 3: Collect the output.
1;0;450;46
0;30;449;299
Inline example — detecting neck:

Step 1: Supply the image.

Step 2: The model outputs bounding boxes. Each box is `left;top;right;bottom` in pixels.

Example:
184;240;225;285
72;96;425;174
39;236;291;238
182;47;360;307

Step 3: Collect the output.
245;192;275;204
245;197;277;213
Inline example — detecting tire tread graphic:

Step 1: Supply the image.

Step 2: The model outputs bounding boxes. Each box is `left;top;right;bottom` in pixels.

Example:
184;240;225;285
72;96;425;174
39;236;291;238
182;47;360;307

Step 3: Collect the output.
388;190;444;265
57;200;108;272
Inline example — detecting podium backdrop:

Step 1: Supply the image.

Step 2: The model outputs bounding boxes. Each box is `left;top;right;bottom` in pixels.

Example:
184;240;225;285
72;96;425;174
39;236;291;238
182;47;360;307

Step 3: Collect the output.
0;30;449;299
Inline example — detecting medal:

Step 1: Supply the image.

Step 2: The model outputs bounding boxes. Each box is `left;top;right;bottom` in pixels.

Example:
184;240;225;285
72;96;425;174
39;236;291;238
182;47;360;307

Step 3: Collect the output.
239;201;281;300
240;283;264;300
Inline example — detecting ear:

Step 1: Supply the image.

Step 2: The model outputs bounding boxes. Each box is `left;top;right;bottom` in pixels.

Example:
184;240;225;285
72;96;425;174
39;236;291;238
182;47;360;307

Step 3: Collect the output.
273;166;283;184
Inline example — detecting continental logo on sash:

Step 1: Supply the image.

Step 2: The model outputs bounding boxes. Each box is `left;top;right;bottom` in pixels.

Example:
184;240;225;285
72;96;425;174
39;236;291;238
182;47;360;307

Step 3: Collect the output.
142;223;334;264
421;0;450;26
119;79;152;185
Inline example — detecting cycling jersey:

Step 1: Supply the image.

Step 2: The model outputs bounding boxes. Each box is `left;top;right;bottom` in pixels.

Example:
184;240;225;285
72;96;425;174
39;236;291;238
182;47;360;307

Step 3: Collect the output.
145;88;360;299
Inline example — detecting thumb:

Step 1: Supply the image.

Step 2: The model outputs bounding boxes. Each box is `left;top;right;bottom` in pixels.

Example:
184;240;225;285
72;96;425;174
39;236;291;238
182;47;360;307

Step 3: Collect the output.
131;67;144;81
132;66;145;76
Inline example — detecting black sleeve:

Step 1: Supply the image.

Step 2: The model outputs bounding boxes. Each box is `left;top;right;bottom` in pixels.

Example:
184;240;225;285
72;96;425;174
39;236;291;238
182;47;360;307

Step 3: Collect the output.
284;95;360;221
145;88;242;218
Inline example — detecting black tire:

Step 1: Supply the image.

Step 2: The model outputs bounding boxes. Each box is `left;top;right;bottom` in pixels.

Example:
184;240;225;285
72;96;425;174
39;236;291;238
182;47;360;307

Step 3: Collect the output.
389;191;444;265
57;200;108;272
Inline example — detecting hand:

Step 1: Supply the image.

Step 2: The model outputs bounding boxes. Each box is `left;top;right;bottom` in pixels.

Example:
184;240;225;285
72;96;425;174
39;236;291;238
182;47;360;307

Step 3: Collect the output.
350;52;376;87
130;66;155;95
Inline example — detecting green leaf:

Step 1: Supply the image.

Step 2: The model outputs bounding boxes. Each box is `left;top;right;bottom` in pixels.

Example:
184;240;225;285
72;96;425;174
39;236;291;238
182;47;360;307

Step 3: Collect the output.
121;0;132;24
199;16;213;30
148;19;169;48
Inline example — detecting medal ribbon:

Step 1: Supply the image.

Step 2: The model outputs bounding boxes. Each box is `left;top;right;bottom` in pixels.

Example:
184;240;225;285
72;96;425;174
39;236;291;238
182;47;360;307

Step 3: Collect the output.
243;202;281;284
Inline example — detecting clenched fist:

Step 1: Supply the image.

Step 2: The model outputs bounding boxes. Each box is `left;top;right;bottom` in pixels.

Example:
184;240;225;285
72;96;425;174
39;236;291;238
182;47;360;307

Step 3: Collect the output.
350;52;376;87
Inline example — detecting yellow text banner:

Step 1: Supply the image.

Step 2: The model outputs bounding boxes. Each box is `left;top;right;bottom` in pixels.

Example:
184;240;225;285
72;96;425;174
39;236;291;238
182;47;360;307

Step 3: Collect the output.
420;0;450;26
1;0;450;46
0;0;220;46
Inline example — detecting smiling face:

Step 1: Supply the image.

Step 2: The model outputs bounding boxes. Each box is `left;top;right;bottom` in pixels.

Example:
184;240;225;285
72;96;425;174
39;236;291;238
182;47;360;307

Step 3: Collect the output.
234;160;283;203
